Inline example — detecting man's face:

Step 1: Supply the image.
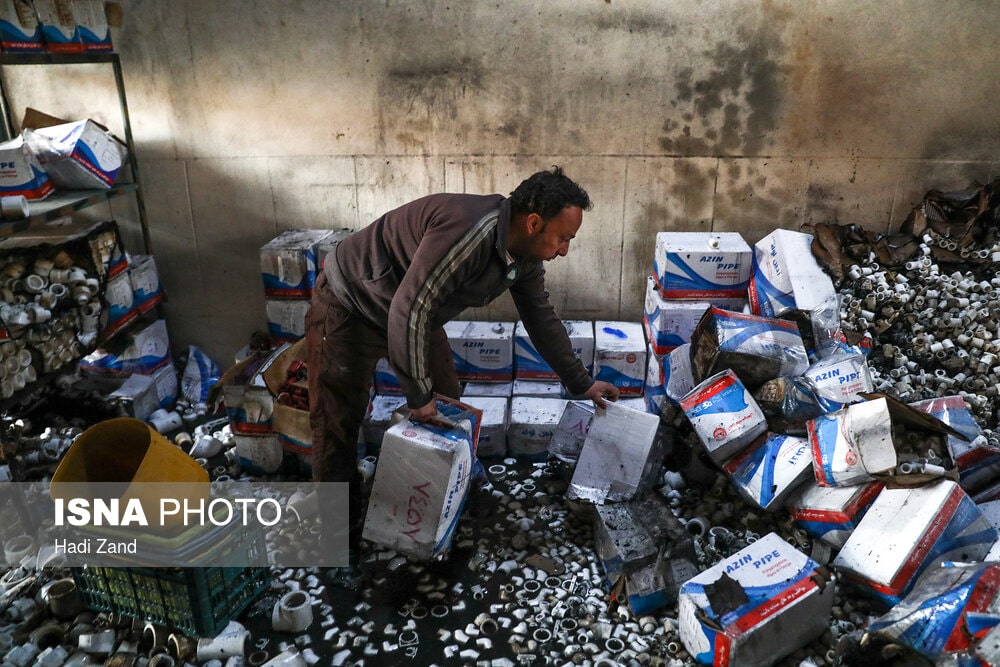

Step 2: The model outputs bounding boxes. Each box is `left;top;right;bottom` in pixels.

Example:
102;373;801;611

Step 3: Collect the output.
524;206;583;262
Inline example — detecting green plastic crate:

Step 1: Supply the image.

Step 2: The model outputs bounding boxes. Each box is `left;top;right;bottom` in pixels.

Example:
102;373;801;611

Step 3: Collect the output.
70;520;271;636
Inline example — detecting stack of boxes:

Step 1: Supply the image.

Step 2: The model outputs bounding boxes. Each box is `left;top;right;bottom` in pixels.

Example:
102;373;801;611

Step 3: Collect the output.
0;0;113;54
644;232;751;416
259;229;335;343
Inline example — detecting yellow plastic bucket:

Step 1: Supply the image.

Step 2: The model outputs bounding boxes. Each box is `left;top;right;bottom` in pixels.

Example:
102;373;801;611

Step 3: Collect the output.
51;417;209;531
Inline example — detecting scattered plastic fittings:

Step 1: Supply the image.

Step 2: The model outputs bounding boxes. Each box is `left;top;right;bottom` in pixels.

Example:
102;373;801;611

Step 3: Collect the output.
4;534;34;566
259;648;306;667
5;643;40;667
285;491;319;522
190;434;223;458
148;409;183;434
79;629;116;657
272;591;314;633
196;622;250;661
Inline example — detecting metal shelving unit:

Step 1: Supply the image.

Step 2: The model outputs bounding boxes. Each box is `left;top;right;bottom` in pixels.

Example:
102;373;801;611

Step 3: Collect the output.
0;52;152;255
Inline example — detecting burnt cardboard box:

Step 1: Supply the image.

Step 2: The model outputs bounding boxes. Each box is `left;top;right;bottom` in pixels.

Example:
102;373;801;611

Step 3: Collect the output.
690;306;808;389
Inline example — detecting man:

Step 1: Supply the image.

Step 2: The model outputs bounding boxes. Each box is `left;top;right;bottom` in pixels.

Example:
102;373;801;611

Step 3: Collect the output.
306;166;619;575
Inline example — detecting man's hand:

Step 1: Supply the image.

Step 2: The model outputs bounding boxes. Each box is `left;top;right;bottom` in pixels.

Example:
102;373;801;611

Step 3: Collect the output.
410;399;439;421
583;381;619;409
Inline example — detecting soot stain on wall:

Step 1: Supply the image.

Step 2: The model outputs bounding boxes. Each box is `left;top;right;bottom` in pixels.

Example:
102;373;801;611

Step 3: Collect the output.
660;26;785;157
375;58;486;152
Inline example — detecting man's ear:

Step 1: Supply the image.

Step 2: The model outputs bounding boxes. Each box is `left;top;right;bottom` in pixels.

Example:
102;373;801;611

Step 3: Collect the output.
525;213;543;235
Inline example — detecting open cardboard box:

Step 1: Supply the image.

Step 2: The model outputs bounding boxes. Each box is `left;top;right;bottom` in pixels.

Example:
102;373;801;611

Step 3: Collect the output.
808;392;966;488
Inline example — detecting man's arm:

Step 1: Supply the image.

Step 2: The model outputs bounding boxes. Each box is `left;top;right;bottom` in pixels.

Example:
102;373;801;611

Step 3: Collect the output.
509;264;618;407
387;215;496;411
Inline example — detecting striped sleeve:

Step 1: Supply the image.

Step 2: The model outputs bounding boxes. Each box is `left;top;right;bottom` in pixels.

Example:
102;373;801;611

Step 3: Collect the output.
389;212;498;407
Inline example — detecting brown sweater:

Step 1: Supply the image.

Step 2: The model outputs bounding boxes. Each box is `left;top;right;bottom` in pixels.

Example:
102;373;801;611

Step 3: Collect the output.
323;193;594;407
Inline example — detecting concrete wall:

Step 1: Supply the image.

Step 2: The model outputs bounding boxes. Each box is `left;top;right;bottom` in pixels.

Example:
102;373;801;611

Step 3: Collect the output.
4;0;998;366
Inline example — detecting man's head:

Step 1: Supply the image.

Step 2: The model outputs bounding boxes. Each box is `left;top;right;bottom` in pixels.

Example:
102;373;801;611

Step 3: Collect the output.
507;166;592;262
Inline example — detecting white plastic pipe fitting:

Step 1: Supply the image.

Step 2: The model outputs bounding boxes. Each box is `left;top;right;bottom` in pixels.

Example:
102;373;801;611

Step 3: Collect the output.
271;591;314;633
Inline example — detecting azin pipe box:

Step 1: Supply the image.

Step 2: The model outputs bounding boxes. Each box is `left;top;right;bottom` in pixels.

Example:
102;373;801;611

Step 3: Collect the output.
679;532;834;667
653;231;751;299
363;397;482;560
833;480;997;607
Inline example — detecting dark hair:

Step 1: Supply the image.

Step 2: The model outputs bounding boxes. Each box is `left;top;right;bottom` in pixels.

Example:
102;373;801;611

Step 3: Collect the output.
510;166;592;220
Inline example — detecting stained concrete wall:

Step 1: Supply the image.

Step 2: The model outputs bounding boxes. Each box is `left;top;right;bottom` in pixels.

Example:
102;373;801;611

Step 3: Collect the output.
3;0;998;366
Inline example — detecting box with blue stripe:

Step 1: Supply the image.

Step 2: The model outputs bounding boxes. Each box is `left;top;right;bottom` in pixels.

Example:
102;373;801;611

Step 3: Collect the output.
678;531;834;666
653;231;751;299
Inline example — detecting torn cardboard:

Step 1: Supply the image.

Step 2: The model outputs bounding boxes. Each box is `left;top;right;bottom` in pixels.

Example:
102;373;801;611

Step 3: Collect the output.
679;532;834;667
723;432;813;511
567;401;662;504
866;562;1000;665
833;480;997;607
808;394;963;488
594;495;696;615
690;306;809;388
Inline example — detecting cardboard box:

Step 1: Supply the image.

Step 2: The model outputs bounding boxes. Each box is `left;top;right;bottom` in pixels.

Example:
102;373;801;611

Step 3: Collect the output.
148;364;178;409
108;373;159;420
680;369;767;465
865;562;1000;664
233;432;283;475
514;319;594;379
785;479;883;549
33;0;81;53
445;320;515;382
0;1;42;52
723;433;813;511
594;495;697;615
216;355;274;435
679;532;834;667
507;396;567;460
316;228;354;268
512;379;563;398
802;353;873;412
594;320;646;397
71;0;111;51
644;345;665;415
461;396;509;459
100;270;137;338
265;299;309;342
258;339;312;457
748;228;836;319
0;136;53;200
833;480;997;606
548;400;595;464
373;357;402;396
690;306;809;388
80;319;171;376
128;254;164;314
461;381;512;398
661;343;695;406
643;276;710;356
911;395;1000;495
260;229;332;299
24;119;127;188
363;397;482;560
653;231;751;299
567;402;663;504
362;394;408;452
808;394;960;488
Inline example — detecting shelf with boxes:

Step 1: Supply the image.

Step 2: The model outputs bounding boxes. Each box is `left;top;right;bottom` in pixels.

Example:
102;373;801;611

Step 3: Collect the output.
0;217;164;410
0;50;151;254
